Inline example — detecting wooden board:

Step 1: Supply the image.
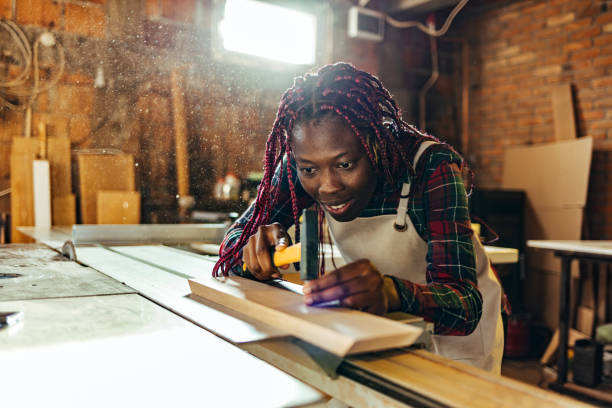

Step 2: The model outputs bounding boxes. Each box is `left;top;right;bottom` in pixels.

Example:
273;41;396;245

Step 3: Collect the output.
353;349;591;408
52;194;76;226
189;275;422;356
76;153;135;224
552;84;576;142
47;137;71;198
10;137;40;243
243;339;588;408
170;68;190;199
75;246;287;343
96;190;140;224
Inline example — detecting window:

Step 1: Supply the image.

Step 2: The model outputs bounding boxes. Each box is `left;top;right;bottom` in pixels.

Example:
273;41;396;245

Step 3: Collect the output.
218;0;317;66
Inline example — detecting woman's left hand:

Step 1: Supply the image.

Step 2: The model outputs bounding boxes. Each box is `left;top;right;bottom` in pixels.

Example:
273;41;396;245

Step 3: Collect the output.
302;259;400;315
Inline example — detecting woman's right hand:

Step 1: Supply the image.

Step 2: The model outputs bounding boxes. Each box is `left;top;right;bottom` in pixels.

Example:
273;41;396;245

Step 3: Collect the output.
242;223;291;280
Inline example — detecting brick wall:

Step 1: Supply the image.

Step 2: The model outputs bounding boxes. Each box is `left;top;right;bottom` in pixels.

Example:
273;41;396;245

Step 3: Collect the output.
454;0;612;239
0;0;382;220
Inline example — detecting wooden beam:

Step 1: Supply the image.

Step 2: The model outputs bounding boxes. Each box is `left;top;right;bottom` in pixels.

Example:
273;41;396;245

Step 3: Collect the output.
189;275;422;356
10;137;39;243
243;339;589;408
170;67;190;218
47;137;72;198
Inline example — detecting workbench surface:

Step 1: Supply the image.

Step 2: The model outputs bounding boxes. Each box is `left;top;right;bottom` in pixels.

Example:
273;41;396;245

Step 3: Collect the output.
1;238;586;408
0;244;325;408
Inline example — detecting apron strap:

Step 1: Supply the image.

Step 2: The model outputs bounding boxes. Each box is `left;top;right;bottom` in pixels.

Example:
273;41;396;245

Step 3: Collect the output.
393;183;411;231
393;140;437;232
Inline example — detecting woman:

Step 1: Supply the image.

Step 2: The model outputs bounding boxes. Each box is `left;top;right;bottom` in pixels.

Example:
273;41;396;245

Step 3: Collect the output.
214;63;504;373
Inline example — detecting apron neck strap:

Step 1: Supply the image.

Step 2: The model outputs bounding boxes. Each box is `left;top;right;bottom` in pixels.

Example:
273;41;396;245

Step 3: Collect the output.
394;140;437;231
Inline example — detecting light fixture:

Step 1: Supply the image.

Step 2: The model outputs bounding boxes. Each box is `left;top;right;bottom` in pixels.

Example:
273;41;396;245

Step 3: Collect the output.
219;0;317;65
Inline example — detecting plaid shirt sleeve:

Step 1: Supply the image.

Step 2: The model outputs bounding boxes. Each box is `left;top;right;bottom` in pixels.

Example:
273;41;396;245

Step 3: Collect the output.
219;158;314;275
390;150;483;336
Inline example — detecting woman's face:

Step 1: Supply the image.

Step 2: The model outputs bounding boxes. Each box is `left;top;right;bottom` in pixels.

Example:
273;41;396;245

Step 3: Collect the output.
291;117;377;222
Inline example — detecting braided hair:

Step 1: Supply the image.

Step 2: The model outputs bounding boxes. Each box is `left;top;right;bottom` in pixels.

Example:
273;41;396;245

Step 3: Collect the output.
213;62;437;277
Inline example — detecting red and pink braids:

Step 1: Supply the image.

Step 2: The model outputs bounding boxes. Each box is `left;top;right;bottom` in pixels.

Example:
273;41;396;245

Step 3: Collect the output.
213;62;435;276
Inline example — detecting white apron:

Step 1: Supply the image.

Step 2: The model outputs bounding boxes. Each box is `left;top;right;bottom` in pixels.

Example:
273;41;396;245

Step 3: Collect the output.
325;141;504;373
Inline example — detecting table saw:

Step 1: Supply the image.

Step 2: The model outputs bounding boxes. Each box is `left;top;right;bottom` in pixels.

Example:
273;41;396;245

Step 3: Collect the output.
0;225;586;408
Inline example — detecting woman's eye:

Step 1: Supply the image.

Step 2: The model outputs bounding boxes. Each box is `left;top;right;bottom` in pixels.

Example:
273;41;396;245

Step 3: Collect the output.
300;167;315;175
338;161;353;170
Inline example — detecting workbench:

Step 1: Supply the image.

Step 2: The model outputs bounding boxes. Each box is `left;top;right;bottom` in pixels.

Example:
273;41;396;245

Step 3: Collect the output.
528;240;612;402
0;227;587;407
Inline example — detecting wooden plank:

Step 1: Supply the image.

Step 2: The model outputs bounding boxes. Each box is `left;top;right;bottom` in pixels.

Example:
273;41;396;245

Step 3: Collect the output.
353;349;591;408
551;84;577;141
76;153;135;224
189;275;422;356
75;246;286;343
52;194;76;226
10;137;40;243
96;190;140;224
47;137;72;198
243;339;587;408
170;68;190;201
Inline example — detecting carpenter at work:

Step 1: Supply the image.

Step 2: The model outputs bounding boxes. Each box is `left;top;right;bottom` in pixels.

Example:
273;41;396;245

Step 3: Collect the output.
213;62;506;373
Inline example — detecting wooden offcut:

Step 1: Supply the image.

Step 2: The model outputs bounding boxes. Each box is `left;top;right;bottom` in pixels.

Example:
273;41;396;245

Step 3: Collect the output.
77;153;135;224
10;137;40;243
96;190;140;224
47;137;72;198
552;84;577;142
170;68;190;201
189;275;422;356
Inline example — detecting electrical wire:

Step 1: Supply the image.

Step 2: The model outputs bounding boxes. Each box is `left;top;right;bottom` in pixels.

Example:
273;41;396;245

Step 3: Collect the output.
386;0;469;37
5;35;65;97
0;20;32;87
0;20;65;112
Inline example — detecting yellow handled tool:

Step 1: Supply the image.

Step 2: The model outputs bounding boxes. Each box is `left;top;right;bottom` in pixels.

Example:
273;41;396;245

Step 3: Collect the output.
242;209;319;281
243;242;302;272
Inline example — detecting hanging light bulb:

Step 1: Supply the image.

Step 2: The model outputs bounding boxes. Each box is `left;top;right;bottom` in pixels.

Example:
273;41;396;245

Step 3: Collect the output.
39;32;56;47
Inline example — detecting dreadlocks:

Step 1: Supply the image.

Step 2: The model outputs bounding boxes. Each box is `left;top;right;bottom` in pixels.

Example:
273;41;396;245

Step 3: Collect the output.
213;62;435;277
